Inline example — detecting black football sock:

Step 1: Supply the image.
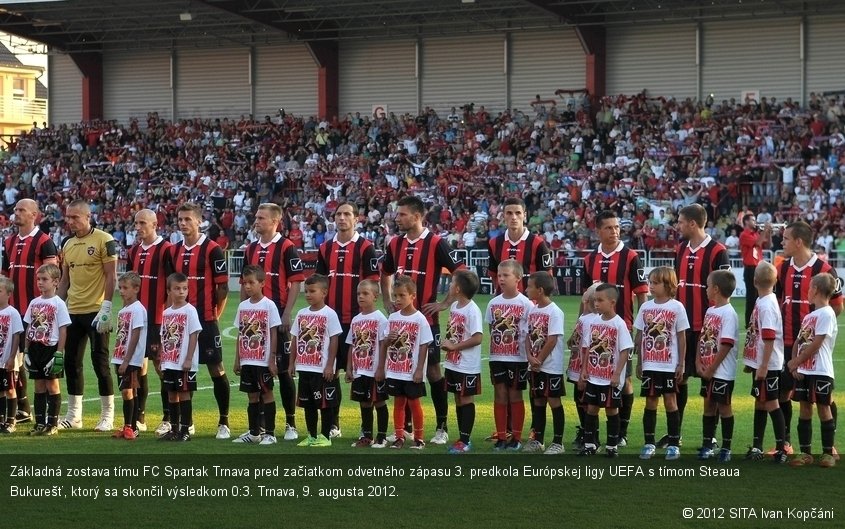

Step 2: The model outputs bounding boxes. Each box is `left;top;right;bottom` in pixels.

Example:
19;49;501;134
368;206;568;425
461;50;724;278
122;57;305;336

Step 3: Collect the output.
161;386;170;422
320;406;335;440
133;395;140;429
606;414;620;447
780;400;792;444
263;401;276;436
47;394;62;427
6;397;17;425
461;403;475;443
279;372;296;427
676;383;688;428
375;405;388;442
820;419;835;455
531;402;546;444
16;371;30;415
703;414;717;447
797;418;812;454
454;404;464;439
643;408;657;445
137;374;148;424
211;375;230;426
361;406;374;440
168;401;180;433
34;392;46;426
666;410;681;447
123;398;134;427
720;415;734;450
584;413;598;446
304;407;318;438
576;403;586;428
551;405;564;446
770;408;786;451
831;401;838;429
0;396;6;423
179;400;192;435
752;409;767;450
430;379;448;431
248;402;261;436
619;392;634;438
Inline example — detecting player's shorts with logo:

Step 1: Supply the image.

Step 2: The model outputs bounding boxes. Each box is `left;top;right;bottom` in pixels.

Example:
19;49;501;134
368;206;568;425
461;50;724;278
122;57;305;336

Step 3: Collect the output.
640;370;678;397
683;329;702;378
699;377;734;404
489;360;528;390
26;343;61;380
749;370;780;402
296;371;340;409
778;343;797;398
530;371;565;399
0;368;17;392
146;324;162;360
793;375;834;405
445;368;481;396
275;328;292;371
162;369;198;392
351;375;389;403
386;378;426;399
114;365;140;391
198;320;223;365
427;324;441;365
571;383;587;406
239;365;275;394
336;323;351;372
584;382;621;408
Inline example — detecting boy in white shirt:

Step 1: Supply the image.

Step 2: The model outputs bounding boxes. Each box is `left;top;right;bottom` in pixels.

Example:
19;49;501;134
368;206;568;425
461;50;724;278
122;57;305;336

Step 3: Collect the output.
111;272;148;440
233;265;281;445
0;278;24;434
441;270;484;454
567;283;599;451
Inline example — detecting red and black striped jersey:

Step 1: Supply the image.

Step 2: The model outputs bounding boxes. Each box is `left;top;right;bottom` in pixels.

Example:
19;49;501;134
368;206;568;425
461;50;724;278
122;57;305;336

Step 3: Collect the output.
1;228;58;315
316;232;380;325
243;233;305;314
776;255;843;347
583;242;648;329
382;228;465;324
127;237;173;326
487;229;553;293
171;235;228;322
675;236;730;332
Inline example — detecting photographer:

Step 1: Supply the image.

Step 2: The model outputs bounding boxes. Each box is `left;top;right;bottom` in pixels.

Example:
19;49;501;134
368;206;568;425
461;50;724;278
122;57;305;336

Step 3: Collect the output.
739;214;772;329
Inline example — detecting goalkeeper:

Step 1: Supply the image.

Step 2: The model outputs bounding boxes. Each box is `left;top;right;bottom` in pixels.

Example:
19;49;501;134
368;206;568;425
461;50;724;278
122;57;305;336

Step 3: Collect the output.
23;264;71;436
57;200;119;432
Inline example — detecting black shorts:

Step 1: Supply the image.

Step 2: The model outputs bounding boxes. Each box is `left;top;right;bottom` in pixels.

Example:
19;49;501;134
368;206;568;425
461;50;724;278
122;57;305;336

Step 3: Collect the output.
489;361;528;390
146;324;162;360
296;371;339;409
584;382;621;408
445;368;481;396
779;344;796;400
198;320;223;365
276;329;292;372
114;365;140;391
351;375;389;403
336;323;351;372
530;371;565;399
699;378;734;405
162;369;197;392
683;329;701;378
27;342;61;380
793;375;835;406
0;368;17;392
640;370;678;397
239;365;275;394
427;323;441;366
571;382;587;406
750;370;780;402
386;378;426;399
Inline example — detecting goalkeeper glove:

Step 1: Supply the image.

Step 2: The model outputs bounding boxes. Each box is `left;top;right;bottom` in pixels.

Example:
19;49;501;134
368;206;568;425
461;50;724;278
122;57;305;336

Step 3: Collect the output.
94;300;113;333
50;350;64;376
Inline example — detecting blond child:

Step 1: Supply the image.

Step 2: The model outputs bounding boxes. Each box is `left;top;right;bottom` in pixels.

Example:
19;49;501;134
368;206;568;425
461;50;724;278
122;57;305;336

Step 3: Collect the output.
568;283;599;450
111;272;147;440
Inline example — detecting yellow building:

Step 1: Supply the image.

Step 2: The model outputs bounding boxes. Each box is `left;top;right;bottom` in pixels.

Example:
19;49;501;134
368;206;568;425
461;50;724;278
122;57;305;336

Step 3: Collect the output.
0;43;47;138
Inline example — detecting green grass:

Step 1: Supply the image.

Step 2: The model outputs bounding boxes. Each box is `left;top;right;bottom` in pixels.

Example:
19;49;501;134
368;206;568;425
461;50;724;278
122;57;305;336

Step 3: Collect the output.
2;293;843;528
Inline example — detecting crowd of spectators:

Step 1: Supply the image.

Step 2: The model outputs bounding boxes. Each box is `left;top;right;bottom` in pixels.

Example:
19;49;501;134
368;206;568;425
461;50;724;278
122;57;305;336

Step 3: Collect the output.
2;89;845;264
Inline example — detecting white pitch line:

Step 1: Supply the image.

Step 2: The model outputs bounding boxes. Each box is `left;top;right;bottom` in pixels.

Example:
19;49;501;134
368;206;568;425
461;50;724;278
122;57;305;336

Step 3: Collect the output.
79;382;237;404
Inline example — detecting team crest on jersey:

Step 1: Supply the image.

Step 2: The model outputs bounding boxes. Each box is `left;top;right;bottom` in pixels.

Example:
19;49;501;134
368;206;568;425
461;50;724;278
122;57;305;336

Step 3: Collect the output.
542;252;553;268
289;258;304;271
87;246;95;256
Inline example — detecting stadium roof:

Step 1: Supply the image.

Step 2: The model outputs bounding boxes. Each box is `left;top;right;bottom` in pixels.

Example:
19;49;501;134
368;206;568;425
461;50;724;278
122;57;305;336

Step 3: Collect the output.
0;0;843;52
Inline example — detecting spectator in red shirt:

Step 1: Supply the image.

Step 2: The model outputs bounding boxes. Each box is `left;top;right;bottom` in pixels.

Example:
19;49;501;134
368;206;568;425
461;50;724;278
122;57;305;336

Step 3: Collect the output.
739;214;772;328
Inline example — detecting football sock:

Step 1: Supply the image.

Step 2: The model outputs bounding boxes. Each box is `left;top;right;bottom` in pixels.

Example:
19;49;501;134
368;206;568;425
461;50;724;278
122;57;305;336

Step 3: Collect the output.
752;409;767;450
47;394;61;427
305;407;318;438
430;378;448;431
320;406;335;439
584;413;598;446
797;418;812;454
702;414;717;447
576;403;586;429
168;401;179;432
0;396;5;423
494;402;508;440
619;392;634;438
510;401;525;441
410;398;425;442
831;401;838;429
551;404;564;445
606;414;620;447
6;397;17;424
248;402;260;436
677;383;688;428
263;401;276;436
16;372;30;414
161;386;169;422
137;374;148;424
460;403;475;444
531;402;546;444
34;392;46;425
720;415;734;450
820;419;835;455
123;398;134;427
769;408;786;451
332;403;341;430
455;404;464;439
279;372;296;428
780;399;792;444
179;400;192;434
375;405;388;442
361;405;374;440
393;396;407;439
211;374;230;426
666;410;680;447
643;408;657;445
